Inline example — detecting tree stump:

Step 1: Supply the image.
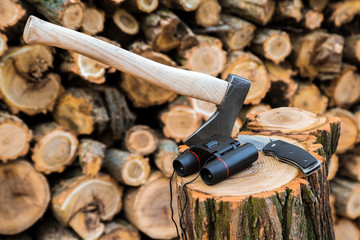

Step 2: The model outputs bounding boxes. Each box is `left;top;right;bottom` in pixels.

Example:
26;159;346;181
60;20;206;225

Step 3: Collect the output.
176;107;340;239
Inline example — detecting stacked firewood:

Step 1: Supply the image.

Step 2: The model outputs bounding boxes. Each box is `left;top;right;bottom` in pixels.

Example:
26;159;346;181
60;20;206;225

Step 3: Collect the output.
0;0;360;239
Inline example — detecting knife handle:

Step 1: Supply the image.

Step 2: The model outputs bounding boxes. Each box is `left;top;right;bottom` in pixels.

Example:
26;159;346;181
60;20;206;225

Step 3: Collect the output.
262;140;321;176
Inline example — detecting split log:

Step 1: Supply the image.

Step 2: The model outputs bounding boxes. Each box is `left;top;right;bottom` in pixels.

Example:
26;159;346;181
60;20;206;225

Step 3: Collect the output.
32;122;78;174
275;0;303;22
327;108;359;154
343;34;360;64
321;65;360;108
160;0;200;11
0;0;25;31
0;33;8;56
52;174;123;240
327;154;338;181
0;160;50;235
26;0;84;29
53;88;109;135
36;219;80;240
103;149;151;186
330;1;360;27
124;171;178;239
251;29;292;64
81;5;105;35
195;0;221;28
331;178;360;219
0;45;62;115
309;0;328;11
178;35;226;76
303;10;323;30
334;218;360;240
154;139;178;177
290;83;328;114
100;219;141;240
121;49;178;108
125;125;158;155
78;139;106;177
176;107;339;239
222;51;271;105
0;112;32;163
160;104;202;142
142;9;197;52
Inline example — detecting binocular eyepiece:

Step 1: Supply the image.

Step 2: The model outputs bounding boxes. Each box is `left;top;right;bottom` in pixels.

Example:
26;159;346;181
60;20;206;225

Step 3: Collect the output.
173;135;258;185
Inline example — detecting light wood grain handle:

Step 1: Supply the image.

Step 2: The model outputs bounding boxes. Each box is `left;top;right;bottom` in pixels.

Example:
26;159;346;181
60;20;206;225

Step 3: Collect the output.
23;16;228;105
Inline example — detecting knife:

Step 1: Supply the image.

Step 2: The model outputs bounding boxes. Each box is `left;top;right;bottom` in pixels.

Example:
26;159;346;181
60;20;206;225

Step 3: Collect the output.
237;135;322;176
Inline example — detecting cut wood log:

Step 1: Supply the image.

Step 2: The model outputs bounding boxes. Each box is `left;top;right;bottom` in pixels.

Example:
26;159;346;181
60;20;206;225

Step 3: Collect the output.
195;0;221;27
309;0;328;11
154;139;178;177
112;8;139;35
78;139;106;177
222;51;271;105
0;33;8;56
330;1;360;27
26;0;84;29
327;154;338;181
303;9;323;30
338;145;360;181
220;0;275;25
290;83;328;113
100;219;141;240
125;125;158;155
32;122;78;174
0;45;62;115
238;104;271;120
0;160;50;235
0;112;32;163
81;5;105;35
160;104;202;142
124;171;178;239
176;107;339;239
178;35;226;76
121;49;178;108
188;97;216;120
36;218;80;240
52;174;123;240
53;88;109;135
142;9;197;52
331;178;360;219
127;0;159;13
330;194;336;222
275;0;303;22
343;34;360;64
334;218;360;240
327;108;358;154
160;0;201;11
252;29;292;64
98;0;125;15
103;149;151;186
0;0;26;31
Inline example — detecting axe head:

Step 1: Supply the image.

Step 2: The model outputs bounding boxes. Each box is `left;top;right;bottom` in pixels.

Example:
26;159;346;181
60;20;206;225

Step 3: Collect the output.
184;74;251;146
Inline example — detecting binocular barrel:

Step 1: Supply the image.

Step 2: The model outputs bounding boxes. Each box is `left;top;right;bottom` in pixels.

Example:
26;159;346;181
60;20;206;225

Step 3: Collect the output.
200;143;258;185
173;150;211;177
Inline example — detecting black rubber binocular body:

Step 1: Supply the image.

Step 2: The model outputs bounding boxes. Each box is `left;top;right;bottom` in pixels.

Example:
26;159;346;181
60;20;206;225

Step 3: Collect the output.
173;135;258;185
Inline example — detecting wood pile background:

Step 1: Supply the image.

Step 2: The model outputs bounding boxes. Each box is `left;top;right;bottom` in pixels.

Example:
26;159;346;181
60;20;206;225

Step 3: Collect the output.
0;0;360;239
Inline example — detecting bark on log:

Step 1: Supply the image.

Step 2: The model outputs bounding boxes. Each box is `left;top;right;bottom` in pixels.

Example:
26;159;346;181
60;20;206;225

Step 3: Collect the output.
103;149;151;186
81;5;105;35
327;108;359;154
290;83;328;114
0;45;62;115
124;171;178;239
0;112;32;163
154;138;178;177
125;125;158;155
121;49;178;108
327;154;338;181
36;218;80;240
78;139;106;177
32;122;78;174
142;9;197;52
334;218;360;240
176;107;339;239
252;29;292;64
0;0;26;31
25;0;84;29
330;1;360;27
100;219;141;240
52;173;123;240
222;51;271;105
331;178;360;219
275;0;303;22
178;35;226;77
0;33;8;56
344;34;360;64
195;0;221;28
0;160;50;235
220;0;275;25
53;88;109;135
160;0;201;11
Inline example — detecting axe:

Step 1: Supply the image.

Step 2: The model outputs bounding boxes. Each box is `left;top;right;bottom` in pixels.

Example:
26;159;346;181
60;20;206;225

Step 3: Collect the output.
23;16;256;182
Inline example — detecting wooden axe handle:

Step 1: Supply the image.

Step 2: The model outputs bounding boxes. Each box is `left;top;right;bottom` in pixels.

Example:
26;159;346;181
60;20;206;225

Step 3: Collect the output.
23;16;228;105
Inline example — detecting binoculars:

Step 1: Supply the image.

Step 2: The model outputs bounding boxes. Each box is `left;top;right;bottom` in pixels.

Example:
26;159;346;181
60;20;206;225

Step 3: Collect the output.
173;135;258;185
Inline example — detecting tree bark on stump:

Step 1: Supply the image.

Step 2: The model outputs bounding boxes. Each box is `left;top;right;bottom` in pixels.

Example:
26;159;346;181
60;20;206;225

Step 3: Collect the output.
176;107;340;239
